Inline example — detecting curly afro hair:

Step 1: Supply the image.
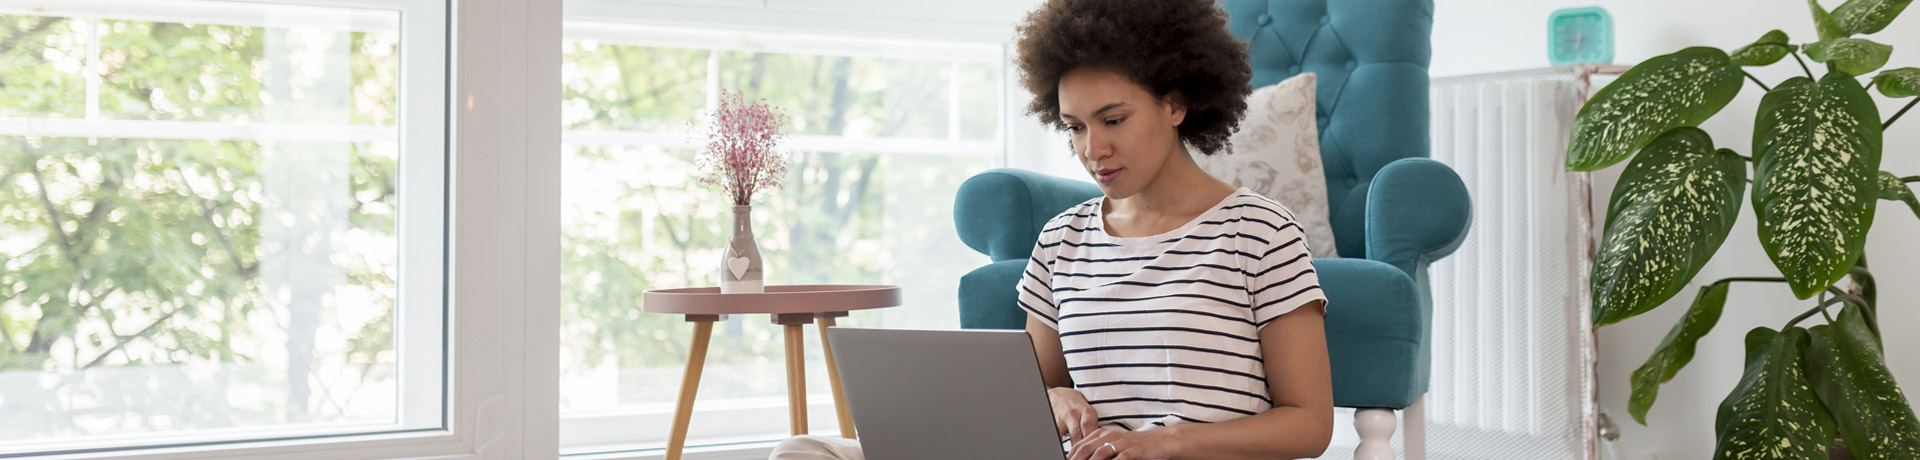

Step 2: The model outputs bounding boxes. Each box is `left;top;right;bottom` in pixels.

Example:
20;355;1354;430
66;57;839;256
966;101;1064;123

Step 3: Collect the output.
1015;0;1253;155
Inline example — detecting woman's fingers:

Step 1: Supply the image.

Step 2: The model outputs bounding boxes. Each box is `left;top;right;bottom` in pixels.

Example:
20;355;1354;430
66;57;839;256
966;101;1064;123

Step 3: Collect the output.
1069;428;1119;460
1063;406;1092;442
1076;408;1099;441
1049;388;1085;439
1066;429;1088;460
1066;430;1094;460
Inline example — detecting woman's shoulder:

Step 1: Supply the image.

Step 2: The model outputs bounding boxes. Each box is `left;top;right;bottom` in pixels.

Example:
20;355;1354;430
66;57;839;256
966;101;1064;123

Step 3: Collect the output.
1220;191;1299;228
1036;198;1102;242
1045;197;1102;226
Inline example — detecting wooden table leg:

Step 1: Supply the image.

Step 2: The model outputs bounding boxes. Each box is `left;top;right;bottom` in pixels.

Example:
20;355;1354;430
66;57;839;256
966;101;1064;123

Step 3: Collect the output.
816;317;856;438
666;320;714;460
783;323;809;435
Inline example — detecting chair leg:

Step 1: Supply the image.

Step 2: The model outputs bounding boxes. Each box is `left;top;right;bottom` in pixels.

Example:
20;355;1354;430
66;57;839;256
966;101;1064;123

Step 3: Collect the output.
1405;394;1427;460
1355;407;1398;460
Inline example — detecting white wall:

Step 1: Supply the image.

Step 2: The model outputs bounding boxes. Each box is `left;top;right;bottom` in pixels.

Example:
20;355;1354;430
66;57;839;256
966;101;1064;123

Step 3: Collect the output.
1435;2;1920;459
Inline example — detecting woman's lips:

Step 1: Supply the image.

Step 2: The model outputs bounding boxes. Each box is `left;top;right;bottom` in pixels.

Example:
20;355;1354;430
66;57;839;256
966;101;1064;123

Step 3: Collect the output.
1096;168;1122;184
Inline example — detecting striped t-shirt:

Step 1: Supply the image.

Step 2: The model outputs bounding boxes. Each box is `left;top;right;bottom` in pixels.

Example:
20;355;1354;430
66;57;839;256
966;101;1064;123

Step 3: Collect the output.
1016;188;1326;431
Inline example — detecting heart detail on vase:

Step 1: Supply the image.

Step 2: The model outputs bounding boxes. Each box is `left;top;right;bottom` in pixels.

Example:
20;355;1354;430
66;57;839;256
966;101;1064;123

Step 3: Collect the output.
727;255;750;280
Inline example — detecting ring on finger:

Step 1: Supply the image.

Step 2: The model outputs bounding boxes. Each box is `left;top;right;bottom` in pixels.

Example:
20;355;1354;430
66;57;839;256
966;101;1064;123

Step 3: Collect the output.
1101;442;1118;456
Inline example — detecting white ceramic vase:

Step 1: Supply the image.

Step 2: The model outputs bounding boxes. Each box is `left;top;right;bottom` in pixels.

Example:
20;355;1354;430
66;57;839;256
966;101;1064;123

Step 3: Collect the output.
719;205;764;293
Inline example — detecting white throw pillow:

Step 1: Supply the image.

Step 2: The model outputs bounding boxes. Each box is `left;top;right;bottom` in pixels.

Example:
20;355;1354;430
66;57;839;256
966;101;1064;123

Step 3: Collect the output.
1193;72;1339;258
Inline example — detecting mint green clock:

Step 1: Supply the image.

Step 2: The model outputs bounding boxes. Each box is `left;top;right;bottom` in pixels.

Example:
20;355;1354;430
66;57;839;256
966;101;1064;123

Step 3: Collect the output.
1549;6;1614;65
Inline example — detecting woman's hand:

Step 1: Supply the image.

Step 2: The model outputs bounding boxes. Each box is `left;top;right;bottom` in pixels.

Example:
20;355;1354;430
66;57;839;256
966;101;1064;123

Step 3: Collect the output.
1067;427;1179;460
1048;387;1099;443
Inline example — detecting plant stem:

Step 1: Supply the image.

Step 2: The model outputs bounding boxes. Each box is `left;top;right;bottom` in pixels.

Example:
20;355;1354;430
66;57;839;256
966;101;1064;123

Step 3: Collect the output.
1850;298;1882;339
1847;265;1878;338
1902;175;1920;183
1742;70;1773;92
1886;96;1918;129
1864;80;1875;92
1785;293;1864;329
1790;51;1816;79
1713;276;1788;284
1785;298;1842;328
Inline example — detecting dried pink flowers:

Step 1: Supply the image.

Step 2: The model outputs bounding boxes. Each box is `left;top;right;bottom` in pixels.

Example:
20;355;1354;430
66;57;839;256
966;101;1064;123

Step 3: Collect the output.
694;89;791;205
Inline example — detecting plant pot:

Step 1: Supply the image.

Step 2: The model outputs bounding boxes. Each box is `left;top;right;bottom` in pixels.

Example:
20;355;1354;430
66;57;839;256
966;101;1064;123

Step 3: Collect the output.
720;205;764;293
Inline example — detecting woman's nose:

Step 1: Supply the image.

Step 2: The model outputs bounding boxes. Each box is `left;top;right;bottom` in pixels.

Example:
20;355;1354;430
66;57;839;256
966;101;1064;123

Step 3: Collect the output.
1084;130;1111;160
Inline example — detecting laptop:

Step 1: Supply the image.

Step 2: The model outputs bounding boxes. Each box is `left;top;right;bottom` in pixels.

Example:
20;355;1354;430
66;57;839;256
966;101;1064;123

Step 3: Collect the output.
825;327;1067;460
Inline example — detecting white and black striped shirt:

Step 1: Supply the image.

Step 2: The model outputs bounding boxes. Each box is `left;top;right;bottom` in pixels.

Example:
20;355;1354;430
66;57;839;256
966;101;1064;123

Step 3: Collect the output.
1017;188;1326;431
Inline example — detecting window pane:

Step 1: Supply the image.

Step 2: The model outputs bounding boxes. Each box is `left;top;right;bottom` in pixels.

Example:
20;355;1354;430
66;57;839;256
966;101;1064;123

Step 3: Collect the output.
562;43;708;132
0;16;87;118
0;0;443;452
558;26;1000;452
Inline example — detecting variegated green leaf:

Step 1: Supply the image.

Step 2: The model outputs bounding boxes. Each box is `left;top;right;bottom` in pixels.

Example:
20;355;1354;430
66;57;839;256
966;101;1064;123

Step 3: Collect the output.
1592;128;1747;326
1753;72;1882;299
1628;281;1730;425
1832;0;1913;35
1812;0;1851;41
1880;171;1920;220
1874;67;1920;98
1714;326;1836;460
1568;47;1744;171
1731;30;1795;67
1807;306;1920;460
1805;38;1893;76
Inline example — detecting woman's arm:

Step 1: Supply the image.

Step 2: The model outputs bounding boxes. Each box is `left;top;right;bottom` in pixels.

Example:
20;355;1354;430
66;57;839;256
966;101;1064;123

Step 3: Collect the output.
1033;316;1104;444
1068;300;1333;460
1030;316;1073;388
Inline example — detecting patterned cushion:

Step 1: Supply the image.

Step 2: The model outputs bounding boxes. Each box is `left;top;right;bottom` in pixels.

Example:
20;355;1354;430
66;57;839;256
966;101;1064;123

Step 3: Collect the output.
1193;73;1338;257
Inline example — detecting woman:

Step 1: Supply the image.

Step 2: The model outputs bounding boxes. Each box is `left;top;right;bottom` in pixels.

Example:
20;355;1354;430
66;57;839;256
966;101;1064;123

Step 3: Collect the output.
773;1;1332;458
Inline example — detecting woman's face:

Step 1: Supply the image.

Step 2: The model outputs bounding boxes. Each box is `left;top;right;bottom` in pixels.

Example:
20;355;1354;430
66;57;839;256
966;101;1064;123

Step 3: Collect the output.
1057;68;1186;199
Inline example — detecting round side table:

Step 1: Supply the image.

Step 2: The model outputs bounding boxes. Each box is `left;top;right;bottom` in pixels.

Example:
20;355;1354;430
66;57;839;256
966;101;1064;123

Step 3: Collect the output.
642;284;901;460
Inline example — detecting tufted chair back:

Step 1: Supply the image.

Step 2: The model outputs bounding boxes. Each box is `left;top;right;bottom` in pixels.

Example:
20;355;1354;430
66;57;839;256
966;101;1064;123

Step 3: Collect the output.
1219;0;1432;258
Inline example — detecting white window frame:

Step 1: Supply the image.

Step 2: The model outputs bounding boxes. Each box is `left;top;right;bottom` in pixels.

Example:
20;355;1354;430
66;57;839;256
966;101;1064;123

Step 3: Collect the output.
0;0;561;458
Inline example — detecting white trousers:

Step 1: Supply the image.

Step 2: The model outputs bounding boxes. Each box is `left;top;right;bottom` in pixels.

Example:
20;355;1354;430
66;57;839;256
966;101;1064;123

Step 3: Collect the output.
767;435;864;460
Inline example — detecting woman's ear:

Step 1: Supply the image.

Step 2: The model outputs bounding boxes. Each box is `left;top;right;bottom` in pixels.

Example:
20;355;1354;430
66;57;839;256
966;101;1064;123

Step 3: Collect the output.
1164;93;1188;127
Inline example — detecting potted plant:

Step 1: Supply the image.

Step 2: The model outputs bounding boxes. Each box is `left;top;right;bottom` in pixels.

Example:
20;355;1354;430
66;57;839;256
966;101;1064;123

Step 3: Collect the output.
1566;0;1920;458
695;89;790;294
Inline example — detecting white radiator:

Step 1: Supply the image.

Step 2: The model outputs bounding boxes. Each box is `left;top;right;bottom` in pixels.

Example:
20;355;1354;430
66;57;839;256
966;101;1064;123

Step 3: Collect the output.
1416;66;1614;460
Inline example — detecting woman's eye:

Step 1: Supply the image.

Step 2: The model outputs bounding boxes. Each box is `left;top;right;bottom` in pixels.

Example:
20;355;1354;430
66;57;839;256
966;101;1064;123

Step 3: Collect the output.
1104;117;1125;126
1065;125;1084;133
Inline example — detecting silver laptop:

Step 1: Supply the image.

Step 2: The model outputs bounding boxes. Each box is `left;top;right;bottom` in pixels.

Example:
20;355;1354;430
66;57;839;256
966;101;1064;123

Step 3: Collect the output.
826;327;1066;460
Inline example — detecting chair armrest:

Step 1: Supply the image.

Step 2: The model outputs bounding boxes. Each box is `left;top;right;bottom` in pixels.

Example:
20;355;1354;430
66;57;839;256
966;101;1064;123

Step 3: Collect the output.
954;168;1102;261
958;259;1029;330
1364;158;1472;276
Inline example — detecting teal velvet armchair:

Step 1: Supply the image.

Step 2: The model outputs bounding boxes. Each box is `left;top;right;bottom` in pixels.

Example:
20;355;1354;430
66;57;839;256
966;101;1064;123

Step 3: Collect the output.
953;1;1468;458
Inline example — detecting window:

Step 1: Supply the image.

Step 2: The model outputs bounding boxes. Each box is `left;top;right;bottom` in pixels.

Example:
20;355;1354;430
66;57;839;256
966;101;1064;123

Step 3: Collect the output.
0;0;447;455
556;23;1004;453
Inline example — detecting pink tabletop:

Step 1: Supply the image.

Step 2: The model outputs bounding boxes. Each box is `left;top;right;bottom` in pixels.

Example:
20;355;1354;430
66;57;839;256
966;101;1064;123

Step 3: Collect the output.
642;285;902;315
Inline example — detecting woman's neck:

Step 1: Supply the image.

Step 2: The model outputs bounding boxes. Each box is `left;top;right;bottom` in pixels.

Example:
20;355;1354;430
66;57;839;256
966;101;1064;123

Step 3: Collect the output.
1106;146;1236;222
